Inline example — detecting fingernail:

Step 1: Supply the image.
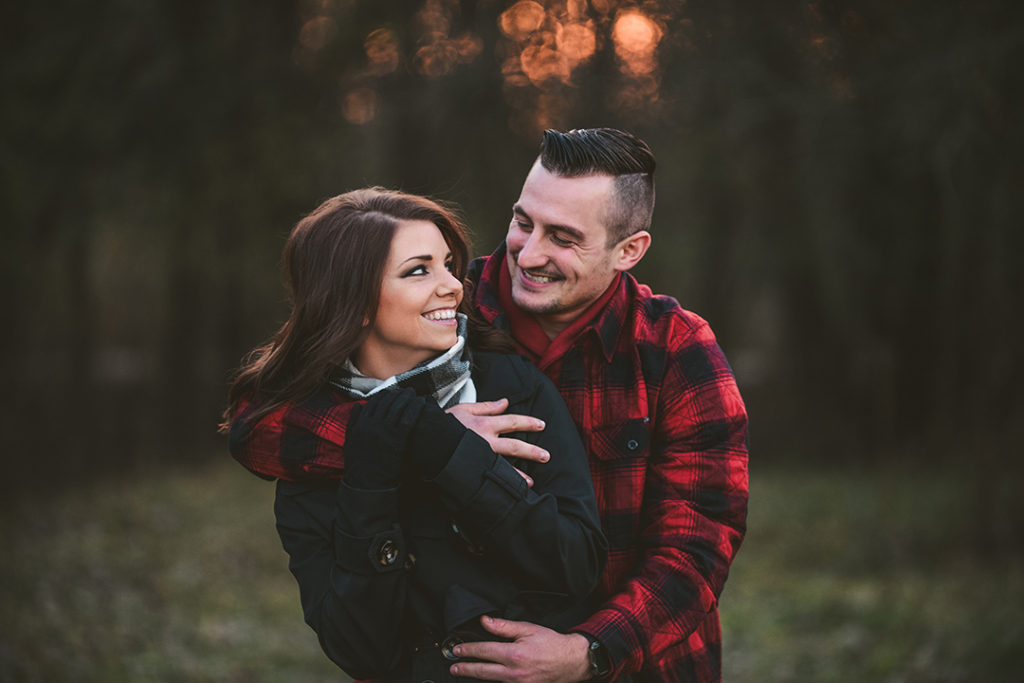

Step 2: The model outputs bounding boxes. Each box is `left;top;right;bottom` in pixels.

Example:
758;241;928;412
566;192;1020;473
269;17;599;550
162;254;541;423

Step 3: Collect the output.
453;646;462;656
451;665;459;675
540;450;550;461
536;419;545;429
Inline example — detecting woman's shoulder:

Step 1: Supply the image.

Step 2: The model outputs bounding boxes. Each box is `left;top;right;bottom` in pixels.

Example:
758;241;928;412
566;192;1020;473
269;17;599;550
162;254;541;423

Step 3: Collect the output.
470;351;549;402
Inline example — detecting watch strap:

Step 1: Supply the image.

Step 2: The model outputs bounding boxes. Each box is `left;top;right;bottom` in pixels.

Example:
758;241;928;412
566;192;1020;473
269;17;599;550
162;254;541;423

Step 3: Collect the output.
586;636;612;678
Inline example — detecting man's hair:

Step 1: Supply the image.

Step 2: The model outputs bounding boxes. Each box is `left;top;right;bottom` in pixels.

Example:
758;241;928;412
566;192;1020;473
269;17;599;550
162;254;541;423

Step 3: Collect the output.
539;128;656;246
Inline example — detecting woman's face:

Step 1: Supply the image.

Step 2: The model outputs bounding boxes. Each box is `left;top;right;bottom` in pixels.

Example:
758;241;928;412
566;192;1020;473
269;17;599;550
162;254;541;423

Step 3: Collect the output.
353;219;464;379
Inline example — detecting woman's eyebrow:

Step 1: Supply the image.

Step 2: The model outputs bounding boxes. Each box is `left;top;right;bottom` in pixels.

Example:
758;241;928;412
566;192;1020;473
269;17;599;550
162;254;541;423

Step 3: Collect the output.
399;250;452;267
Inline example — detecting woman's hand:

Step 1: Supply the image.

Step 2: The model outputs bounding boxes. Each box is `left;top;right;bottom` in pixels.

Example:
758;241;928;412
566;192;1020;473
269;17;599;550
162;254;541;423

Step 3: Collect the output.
345;388;425;489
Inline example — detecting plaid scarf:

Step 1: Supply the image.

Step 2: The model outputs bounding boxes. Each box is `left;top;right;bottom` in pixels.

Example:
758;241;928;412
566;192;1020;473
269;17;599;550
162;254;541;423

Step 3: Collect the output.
329;313;474;408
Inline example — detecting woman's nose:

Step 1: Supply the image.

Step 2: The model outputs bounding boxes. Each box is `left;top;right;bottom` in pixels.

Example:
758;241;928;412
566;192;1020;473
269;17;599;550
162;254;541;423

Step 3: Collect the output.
437;269;463;296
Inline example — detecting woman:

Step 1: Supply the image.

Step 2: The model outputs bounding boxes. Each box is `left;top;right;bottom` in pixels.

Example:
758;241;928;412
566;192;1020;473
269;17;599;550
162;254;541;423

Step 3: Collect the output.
223;188;606;681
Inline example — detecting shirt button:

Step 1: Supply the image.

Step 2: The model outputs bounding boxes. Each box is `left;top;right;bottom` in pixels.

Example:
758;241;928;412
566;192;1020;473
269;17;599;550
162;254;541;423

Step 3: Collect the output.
377;539;398;566
626;439;639;450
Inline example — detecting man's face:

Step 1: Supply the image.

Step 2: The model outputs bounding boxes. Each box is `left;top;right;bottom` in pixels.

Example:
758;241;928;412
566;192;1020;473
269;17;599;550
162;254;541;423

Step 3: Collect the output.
505;161;621;338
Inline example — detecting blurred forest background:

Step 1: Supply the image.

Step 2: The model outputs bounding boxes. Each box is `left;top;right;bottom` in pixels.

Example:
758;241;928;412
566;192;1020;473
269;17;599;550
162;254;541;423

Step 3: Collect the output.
2;0;1023;680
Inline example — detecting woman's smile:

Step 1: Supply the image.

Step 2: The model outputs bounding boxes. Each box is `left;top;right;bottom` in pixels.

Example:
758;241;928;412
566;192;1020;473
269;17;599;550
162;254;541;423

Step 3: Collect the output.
353;219;464;379
422;307;458;323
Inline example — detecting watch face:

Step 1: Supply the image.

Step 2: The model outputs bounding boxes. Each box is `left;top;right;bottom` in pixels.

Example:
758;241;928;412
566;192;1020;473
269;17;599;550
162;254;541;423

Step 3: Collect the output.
589;639;611;676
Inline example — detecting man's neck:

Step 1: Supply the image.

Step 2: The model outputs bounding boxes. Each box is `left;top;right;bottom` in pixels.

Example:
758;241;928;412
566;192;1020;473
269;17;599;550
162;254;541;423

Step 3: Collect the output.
535;315;570;341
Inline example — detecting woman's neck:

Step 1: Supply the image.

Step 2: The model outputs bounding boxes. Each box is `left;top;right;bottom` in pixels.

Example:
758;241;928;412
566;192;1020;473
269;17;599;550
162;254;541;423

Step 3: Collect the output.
350;347;434;380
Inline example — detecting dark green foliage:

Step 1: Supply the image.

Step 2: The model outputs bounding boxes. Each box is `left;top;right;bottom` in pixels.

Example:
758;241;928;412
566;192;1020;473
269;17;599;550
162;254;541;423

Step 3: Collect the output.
2;1;1022;493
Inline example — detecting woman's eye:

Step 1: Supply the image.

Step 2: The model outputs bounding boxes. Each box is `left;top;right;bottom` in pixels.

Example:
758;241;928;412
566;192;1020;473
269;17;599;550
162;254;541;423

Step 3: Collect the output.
445;260;455;272
403;265;428;277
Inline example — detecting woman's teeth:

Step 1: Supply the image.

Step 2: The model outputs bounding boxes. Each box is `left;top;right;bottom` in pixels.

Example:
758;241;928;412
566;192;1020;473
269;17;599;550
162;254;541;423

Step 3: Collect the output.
423;309;456;321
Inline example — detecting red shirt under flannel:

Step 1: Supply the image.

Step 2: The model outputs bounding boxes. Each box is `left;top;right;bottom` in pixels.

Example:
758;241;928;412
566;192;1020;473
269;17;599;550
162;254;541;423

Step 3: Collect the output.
470;246;749;683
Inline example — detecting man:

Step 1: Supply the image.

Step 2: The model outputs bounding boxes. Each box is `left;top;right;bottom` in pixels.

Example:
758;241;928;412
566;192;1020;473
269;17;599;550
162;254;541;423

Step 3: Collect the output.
231;128;748;682
445;128;749;682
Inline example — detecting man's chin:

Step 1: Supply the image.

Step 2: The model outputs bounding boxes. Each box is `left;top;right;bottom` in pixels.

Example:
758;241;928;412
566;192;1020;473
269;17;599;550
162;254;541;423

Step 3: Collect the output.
510;287;557;316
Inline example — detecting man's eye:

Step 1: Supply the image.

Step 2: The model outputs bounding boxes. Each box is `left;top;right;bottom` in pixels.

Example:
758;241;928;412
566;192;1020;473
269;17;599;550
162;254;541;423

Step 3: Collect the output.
514;218;532;231
551;233;574;247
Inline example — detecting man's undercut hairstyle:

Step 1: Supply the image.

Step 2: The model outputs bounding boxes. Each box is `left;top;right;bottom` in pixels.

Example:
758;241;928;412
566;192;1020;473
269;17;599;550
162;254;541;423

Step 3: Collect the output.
539;128;656;246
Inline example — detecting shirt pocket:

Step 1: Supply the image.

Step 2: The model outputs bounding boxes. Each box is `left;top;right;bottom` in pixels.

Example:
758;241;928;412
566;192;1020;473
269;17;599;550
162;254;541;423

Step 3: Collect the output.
586;417;650;552
588;416;651;463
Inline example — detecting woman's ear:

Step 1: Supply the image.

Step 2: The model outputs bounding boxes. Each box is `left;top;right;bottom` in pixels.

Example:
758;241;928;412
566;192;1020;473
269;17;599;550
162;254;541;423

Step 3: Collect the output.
613;231;652;272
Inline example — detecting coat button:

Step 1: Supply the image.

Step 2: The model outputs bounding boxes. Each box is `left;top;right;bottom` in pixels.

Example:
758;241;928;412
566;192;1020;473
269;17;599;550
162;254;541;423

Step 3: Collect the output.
440;635;463;660
377;539;398;566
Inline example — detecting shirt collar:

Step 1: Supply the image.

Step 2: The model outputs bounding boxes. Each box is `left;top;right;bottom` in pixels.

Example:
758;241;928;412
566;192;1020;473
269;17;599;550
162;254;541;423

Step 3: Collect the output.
476;242;629;368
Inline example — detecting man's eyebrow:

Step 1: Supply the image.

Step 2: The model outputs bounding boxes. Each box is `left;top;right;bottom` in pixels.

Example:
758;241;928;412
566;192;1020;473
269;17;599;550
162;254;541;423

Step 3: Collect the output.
512;204;586;242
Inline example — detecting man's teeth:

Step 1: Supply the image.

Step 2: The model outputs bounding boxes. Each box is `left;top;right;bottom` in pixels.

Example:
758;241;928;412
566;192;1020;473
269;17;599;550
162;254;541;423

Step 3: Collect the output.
423;309;456;321
523;271;557;284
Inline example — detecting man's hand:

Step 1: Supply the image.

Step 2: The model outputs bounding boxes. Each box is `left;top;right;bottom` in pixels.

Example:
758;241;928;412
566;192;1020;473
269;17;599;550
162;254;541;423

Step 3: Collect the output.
449;616;592;683
446;399;549;485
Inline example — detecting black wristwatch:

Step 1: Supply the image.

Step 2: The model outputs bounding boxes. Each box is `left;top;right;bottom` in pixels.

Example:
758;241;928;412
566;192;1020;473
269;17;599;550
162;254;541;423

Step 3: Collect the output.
586;636;612;679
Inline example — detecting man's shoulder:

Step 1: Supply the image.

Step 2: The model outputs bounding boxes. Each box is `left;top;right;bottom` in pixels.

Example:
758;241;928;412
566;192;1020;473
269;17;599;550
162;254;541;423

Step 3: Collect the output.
468;250;500;286
626;278;712;347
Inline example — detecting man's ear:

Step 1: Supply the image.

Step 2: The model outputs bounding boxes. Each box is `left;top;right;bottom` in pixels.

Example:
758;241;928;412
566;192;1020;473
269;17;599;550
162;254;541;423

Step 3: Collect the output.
613;230;652;272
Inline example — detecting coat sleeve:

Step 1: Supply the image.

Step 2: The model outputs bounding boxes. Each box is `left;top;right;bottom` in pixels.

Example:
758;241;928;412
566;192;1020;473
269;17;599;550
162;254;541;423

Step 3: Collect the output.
274;479;410;679
573;323;749;679
426;361;608;600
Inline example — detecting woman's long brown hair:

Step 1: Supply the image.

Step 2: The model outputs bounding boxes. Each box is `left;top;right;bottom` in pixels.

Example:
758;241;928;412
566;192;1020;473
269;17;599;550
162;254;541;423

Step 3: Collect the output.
220;187;507;430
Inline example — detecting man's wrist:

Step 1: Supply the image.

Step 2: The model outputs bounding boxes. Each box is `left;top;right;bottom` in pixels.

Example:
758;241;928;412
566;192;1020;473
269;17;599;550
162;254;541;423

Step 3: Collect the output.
566;633;595;681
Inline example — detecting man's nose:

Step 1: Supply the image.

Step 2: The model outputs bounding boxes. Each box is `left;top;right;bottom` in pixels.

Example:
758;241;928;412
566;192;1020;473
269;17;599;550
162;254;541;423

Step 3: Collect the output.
515;230;547;269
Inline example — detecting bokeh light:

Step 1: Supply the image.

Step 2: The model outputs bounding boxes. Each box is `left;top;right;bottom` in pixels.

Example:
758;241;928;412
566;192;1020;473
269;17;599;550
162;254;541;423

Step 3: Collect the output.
365;28;400;75
341;87;378;124
500;1;547;41
611;8;662;77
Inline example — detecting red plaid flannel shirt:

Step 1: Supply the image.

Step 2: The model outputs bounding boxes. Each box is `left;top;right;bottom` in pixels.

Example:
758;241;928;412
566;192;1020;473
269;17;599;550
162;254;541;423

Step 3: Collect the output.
228;245;749;682
470;247;749;682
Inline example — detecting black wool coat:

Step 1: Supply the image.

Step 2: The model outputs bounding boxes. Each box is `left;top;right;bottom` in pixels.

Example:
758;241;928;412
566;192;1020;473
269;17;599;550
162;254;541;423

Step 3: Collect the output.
274;352;608;682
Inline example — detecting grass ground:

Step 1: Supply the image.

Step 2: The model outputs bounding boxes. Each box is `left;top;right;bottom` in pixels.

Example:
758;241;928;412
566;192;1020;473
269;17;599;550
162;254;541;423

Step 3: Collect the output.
1;458;1020;682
